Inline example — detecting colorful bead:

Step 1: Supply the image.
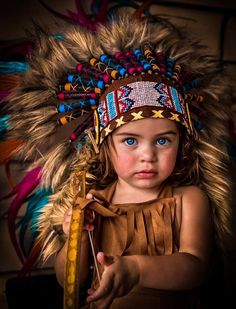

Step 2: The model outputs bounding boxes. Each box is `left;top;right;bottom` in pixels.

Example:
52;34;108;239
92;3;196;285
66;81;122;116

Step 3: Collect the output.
57;99;97;113
165;58;174;78
90;58;119;79
143;46;161;73
69;113;94;142
58;111;82;125
100;54;127;77
133;49;151;70
156;52;166;73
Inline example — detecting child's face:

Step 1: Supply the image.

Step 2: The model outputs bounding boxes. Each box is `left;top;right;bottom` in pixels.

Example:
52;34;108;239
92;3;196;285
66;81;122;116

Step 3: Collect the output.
110;118;180;191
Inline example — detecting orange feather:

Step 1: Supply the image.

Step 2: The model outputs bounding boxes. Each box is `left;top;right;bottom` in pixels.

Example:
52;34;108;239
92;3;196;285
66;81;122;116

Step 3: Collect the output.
0;139;24;164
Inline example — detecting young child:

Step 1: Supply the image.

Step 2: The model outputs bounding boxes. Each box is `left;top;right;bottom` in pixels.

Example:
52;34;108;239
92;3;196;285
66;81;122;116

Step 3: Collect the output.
1;9;233;309
57;117;212;309
51;13;232;309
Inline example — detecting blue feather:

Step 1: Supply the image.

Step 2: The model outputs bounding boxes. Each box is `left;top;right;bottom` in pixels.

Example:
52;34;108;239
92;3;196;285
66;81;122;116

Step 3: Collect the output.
53;33;64;40
17;187;52;257
0;61;29;74
0;115;11;140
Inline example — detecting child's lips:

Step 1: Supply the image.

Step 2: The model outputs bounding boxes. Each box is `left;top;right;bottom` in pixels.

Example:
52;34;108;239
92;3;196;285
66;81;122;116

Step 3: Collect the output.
135;170;157;179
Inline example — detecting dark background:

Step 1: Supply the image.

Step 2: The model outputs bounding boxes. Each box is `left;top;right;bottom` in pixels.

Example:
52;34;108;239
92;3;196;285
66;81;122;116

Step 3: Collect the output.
0;1;236;308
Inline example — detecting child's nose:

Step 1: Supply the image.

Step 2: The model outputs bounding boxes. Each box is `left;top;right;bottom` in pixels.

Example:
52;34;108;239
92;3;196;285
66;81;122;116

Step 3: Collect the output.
140;144;157;162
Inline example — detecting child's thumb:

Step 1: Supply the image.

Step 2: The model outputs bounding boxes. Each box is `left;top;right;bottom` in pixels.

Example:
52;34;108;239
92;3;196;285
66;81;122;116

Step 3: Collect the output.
97;251;114;267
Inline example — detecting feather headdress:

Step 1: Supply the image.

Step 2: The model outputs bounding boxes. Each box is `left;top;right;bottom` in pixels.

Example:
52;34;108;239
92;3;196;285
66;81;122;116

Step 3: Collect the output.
0;10;233;269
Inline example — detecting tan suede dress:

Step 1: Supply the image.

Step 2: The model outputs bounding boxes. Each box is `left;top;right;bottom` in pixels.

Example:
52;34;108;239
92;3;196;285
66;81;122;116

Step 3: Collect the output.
78;182;203;309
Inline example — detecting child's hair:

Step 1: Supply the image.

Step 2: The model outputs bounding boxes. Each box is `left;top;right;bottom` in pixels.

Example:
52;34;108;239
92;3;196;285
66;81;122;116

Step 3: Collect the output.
3;12;233;260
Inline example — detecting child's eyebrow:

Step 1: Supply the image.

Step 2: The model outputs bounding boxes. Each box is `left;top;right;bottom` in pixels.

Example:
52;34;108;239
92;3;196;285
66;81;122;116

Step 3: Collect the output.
115;131;178;137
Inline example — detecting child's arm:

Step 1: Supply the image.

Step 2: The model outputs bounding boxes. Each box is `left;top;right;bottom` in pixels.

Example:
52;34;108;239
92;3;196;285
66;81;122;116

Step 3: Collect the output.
87;186;212;308
54;194;95;287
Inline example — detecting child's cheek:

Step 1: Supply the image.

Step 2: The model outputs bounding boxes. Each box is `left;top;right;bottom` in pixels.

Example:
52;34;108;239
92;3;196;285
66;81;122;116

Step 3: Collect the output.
113;154;135;175
160;151;178;174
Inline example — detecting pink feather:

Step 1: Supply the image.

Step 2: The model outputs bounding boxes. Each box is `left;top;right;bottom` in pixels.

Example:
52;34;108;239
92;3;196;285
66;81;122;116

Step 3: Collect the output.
39;0;99;31
0;91;10;100
5;166;42;263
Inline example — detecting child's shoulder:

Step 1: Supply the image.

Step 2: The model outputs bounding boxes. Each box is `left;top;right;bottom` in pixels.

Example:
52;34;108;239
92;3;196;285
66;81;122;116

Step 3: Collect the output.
174;185;208;197
173;185;210;228
173;185;209;209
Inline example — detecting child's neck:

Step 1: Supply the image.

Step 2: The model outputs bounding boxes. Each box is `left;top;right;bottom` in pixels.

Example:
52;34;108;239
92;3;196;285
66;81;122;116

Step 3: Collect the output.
112;180;161;204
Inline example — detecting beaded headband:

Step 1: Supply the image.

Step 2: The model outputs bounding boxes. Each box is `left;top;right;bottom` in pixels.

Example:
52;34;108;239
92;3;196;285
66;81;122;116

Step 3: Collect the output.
97;75;187;144
57;45;204;147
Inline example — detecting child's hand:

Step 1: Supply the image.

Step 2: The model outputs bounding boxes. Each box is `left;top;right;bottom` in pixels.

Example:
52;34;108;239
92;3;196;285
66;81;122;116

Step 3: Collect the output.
62;192;95;236
87;252;140;309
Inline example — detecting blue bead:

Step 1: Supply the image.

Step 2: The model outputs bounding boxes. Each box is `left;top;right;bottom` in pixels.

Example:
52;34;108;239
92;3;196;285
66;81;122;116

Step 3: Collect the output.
90;99;96;106
143;63;151;70
100;54;108;62
133;49;141;55
58;105;66;113
165;71;172;77
67;74;74;83
114;64;122;70
97;80;104;89
167;58;174;64
119;68;127;77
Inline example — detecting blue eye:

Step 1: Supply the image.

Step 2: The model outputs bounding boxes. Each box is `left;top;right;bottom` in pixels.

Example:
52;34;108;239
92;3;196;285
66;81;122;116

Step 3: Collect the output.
157;138;169;145
124;138;137;146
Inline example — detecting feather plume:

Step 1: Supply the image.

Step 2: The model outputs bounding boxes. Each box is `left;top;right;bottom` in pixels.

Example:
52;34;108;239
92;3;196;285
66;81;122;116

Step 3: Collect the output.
0;115;11;139
4;167;42;263
0;91;10;100
4;162;14;189
19;239;43;276
0;62;29;74
0;140;24;164
40;0;98;31
16;187;52;258
0;74;20;91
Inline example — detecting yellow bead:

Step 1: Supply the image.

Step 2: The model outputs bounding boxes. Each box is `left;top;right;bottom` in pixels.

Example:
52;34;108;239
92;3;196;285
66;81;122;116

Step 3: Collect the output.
69;265;75;274
70;232;76;239
70;239;77;248
67;273;75;284
73;209;80;220
67;284;74;295
67;298;73;307
68;248;77;261
71;222;79;231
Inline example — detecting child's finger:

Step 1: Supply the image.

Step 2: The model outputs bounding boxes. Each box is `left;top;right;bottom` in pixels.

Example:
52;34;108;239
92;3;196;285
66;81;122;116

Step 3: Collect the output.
87;288;95;295
86;192;94;199
97;252;114;267
65;207;72;215
86;275;114;304
95;292;115;309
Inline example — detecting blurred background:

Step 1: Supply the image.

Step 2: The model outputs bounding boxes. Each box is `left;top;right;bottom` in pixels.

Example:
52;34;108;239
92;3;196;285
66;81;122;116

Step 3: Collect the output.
0;0;236;308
